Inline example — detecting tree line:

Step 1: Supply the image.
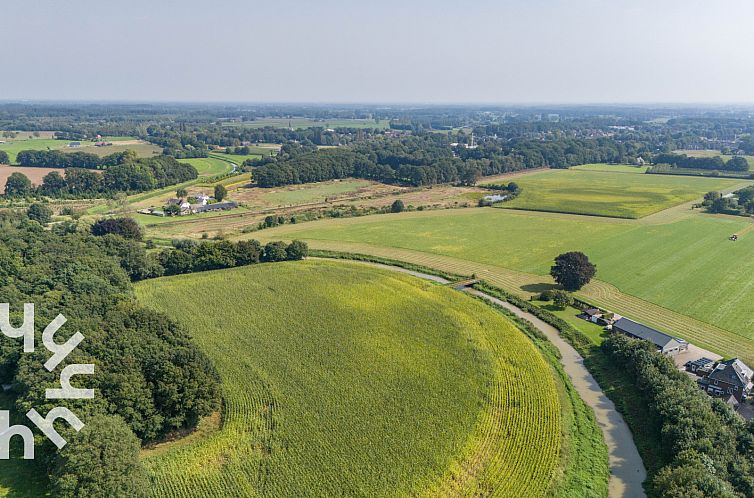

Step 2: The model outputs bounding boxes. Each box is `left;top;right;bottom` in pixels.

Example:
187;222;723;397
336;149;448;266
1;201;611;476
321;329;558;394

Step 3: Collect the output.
3;156;197;198
16;149;137;169
653;152;749;171
602;335;754;497
251;134;641;188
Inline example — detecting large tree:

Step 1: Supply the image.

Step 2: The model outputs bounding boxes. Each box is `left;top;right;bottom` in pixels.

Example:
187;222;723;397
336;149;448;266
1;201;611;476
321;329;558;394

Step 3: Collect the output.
214;184;227;202
0;150;9;164
550;251;596;291
50;415;149;498
4;172;32;197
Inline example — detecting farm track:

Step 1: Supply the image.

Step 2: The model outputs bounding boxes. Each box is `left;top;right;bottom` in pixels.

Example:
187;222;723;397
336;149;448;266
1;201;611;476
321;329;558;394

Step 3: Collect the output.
279;240;754;366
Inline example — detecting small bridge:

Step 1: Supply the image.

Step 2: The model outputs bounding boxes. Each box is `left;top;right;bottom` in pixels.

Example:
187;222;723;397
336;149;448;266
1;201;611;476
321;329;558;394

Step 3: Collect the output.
448;278;479;290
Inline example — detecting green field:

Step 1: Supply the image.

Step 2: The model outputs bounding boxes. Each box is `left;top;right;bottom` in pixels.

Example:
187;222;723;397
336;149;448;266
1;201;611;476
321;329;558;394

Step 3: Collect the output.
210;152;263;165
570;163;649;174
0;137;155;163
486;169;740;218
221;118;389;129
134;261;565;497
255;207;754;361
178;156;235;177
263;179;372;205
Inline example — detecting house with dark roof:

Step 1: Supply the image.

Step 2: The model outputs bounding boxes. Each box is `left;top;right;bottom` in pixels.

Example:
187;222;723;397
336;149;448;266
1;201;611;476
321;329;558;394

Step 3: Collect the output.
612;317;688;355
685;357;715;376
698;358;753;402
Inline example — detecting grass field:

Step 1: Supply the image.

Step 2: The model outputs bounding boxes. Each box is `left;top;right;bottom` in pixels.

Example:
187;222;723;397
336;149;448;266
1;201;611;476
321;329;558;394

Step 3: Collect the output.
262;179;372;205
177;156;235;177
0;137;155;163
253;207;754;363
134;261;565;497
221;118;389;129
485;169;740;218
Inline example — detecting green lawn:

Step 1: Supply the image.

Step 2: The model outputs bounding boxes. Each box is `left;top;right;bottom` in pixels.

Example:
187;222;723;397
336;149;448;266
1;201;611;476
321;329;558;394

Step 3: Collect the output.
485;169;740;218
537;303;608;344
257;208;754;341
135;261;564;497
262;179;371;205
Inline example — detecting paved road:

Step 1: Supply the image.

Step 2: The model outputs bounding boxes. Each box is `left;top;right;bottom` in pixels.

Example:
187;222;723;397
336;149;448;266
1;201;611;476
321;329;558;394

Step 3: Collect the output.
464;289;647;498
322;258;647;497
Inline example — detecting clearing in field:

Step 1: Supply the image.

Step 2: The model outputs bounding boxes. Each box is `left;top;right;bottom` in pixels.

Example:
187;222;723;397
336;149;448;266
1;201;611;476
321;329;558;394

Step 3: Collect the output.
253;207;754;363
569;163;649;174
135;261;564;497
486;169;740;218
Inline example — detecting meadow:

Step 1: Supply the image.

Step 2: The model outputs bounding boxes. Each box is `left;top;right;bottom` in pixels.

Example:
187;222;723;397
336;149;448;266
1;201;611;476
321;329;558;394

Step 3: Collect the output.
254;207;754;362
177;156;235;177
485;169;740;218
570;163;649;173
261;179;372;205
135;261;566;497
0;136;155;163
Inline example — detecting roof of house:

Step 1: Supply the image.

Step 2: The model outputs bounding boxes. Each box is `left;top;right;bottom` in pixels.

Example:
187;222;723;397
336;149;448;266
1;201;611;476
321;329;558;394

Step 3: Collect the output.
708;359;753;388
613;318;686;350
585;308;602;317
194;201;238;213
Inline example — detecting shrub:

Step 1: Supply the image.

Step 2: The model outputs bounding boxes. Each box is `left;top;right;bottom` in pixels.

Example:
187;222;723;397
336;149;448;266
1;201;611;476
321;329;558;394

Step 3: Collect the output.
391;199;405;213
263;241;289;262
286;240;309;260
27;203;53;224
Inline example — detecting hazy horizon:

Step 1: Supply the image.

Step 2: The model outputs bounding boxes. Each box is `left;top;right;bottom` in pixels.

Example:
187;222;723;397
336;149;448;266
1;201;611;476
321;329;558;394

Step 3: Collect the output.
3;0;754;104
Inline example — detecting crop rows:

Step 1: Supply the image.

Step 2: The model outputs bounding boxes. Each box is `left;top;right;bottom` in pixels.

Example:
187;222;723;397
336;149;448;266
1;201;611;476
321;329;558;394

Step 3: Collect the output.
135;261;562;497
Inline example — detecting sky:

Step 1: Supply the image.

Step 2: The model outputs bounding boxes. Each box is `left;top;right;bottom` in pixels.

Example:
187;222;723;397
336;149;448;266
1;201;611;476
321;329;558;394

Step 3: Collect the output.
2;0;754;104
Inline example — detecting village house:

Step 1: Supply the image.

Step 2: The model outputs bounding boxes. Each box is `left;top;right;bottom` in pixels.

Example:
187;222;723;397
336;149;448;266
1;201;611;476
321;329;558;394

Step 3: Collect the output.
697;358;753;402
611;317;689;356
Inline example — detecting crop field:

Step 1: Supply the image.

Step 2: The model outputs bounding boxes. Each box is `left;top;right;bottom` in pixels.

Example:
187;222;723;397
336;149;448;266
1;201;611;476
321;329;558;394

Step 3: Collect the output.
0;165;68;186
0;139;77;163
135;261;563;497
221;118;389;129
177;156;235;177
262;179;372;205
253;207;754;363
485;169;740;218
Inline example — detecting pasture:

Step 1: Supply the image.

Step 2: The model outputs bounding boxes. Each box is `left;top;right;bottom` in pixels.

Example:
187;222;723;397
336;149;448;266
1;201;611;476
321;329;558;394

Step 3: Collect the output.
0;136;155;163
135;261;564;497
261;179;372;205
486;169;740;218
177;156;234;177
254;207;754;362
221;118;389;129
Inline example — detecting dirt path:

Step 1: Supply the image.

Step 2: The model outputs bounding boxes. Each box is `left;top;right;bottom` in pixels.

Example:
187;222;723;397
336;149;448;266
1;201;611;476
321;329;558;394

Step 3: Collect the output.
321;257;646;497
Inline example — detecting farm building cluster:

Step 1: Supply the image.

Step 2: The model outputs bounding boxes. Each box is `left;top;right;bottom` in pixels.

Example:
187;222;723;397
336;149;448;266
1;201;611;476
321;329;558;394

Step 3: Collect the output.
577;303;752;419
138;192;238;217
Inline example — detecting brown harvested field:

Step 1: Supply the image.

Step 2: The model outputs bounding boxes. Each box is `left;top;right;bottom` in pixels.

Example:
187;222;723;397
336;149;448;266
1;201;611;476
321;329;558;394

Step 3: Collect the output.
0;165;67;186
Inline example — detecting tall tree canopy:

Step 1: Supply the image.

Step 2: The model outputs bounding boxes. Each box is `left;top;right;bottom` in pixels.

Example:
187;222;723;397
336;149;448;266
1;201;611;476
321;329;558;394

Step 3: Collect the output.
550;251;597;291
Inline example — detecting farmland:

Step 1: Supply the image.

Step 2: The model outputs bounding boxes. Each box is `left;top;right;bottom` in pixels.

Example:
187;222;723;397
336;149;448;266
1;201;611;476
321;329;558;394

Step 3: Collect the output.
253;206;754;364
486;168;740;218
134;261;568;497
177;156;235;177
569;163;649;173
0;165;68;186
0;136;157;163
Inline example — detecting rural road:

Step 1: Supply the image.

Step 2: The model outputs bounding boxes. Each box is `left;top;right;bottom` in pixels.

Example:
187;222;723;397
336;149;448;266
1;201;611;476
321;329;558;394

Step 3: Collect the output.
319;258;647;498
